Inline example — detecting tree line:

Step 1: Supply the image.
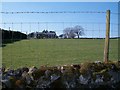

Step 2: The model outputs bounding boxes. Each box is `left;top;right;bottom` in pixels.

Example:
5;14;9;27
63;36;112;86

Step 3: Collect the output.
1;28;27;44
1;25;85;44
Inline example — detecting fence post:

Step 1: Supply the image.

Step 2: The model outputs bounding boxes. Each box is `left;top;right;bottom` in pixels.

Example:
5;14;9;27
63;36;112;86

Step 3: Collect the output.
104;10;110;63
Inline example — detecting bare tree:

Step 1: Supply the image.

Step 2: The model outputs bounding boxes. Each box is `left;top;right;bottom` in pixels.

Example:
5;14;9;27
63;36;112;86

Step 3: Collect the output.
69;30;76;38
73;25;84;38
63;25;84;39
63;27;71;38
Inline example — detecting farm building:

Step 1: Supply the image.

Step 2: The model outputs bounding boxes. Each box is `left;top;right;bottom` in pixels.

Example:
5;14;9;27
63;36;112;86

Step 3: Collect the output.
28;30;58;39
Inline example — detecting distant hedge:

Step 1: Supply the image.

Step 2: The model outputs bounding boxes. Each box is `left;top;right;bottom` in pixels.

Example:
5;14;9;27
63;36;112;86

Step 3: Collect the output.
0;28;27;44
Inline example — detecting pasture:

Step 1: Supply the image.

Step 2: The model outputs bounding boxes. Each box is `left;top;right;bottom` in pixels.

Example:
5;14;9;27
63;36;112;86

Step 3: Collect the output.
2;39;118;68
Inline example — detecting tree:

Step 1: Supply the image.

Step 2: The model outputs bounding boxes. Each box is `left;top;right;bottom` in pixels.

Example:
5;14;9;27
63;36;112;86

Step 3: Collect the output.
63;27;76;38
63;27;71;38
42;30;48;33
69;30;76;39
73;25;84;38
63;25;84;39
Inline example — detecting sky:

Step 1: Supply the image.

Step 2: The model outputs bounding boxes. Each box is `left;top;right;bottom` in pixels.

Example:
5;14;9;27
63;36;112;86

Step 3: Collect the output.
0;2;119;38
1;0;119;2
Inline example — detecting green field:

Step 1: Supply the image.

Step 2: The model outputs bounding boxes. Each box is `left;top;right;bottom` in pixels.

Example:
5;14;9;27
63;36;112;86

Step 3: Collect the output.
2;39;118;68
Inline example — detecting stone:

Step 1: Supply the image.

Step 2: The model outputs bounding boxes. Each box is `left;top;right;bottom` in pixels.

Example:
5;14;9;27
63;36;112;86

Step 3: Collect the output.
1;79;11;88
36;76;51;88
45;69;52;78
25;74;33;85
1;67;5;73
108;70;120;83
14;68;22;79
72;64;80;69
21;67;29;73
15;79;24;88
95;76;103;84
79;75;90;85
50;74;60;82
28;66;37;74
22;71;28;78
94;61;102;64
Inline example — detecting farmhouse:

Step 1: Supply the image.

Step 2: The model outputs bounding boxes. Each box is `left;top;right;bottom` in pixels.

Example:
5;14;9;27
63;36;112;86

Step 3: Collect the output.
28;30;57;39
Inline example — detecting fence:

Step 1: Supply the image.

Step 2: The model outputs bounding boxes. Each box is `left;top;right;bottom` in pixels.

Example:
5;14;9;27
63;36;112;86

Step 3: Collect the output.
0;10;119;68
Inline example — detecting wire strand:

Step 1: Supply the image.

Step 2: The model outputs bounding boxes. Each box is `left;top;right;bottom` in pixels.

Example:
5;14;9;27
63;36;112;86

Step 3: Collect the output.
0;22;107;24
0;11;106;14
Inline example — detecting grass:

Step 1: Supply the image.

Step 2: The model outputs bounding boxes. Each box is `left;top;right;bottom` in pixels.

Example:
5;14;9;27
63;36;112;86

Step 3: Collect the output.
2;39;118;68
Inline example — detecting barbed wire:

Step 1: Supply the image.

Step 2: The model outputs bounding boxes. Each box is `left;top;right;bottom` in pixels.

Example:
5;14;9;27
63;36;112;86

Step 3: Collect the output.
0;11;106;14
111;12;120;15
0;22;106;24
0;11;119;14
0;22;119;25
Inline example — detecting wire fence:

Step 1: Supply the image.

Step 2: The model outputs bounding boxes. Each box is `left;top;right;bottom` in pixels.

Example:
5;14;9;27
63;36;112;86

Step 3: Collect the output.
1;22;118;38
0;11;106;14
0;11;119;68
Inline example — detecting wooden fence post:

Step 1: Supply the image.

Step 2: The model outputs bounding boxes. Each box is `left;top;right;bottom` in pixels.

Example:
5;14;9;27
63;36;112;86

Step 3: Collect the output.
104;10;110;63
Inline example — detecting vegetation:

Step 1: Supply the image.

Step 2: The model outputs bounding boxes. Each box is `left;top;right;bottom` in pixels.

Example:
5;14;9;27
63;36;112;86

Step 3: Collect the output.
2;39;118;68
62;25;84;39
1;28;27;44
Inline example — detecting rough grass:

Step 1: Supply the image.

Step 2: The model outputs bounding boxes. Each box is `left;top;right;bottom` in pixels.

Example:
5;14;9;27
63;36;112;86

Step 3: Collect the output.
2;39;118;68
